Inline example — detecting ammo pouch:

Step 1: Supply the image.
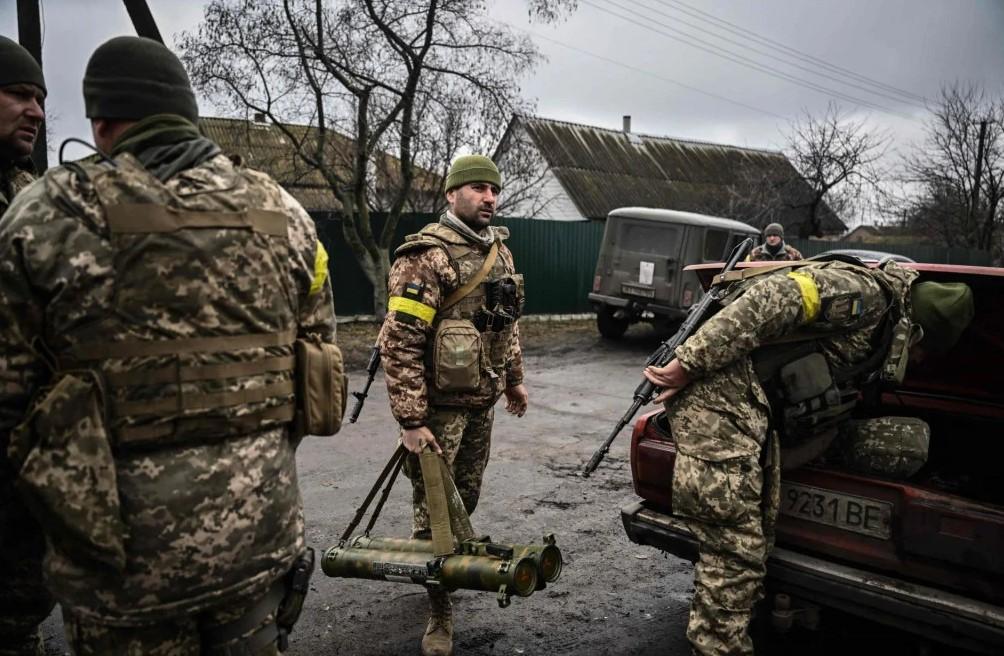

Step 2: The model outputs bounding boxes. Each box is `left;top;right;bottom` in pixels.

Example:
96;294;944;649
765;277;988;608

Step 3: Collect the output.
8;370;126;571
880;315;917;387
294;336;348;438
776;352;858;438
432;318;482;392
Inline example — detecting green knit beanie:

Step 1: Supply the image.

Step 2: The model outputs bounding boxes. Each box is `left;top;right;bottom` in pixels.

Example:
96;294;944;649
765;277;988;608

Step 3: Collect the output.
910;281;975;352
0;36;46;95
83;36;198;122
445;154;502;191
764;222;784;237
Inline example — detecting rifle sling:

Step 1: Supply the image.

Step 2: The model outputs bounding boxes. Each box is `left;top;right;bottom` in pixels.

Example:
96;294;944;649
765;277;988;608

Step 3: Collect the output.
440;242;499;313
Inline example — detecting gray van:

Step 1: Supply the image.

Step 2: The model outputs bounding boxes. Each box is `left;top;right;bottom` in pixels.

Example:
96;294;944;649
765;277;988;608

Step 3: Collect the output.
588;207;760;338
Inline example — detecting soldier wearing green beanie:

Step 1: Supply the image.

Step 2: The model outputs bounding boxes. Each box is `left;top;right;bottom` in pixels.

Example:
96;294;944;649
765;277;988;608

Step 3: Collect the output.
0;35;337;655
642;259;974;656
0;34;52;656
378;153;527;656
750;221;803;261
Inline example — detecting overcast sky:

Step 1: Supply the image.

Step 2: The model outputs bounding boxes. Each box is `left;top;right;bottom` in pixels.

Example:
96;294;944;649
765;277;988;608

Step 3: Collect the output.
2;0;1002;174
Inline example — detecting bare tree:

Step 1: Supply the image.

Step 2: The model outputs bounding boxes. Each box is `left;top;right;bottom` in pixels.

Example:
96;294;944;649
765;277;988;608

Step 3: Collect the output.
903;83;1004;254
179;0;573;314
785;102;889;237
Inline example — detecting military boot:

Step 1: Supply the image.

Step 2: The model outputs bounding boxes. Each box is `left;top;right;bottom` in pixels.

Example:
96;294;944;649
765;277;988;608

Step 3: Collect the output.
421;588;453;656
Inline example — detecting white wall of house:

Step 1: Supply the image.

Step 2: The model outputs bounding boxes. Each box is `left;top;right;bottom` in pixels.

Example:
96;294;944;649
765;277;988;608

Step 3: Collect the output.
496;124;588;221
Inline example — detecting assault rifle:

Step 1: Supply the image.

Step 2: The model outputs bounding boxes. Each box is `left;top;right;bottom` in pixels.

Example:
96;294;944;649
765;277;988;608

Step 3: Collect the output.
581;238;755;476
348;345;381;423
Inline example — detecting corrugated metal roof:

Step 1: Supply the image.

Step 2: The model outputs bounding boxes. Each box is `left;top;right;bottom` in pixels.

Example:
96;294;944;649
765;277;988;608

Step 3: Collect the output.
199;117;439;213
608;207;760;232
519;115;846;235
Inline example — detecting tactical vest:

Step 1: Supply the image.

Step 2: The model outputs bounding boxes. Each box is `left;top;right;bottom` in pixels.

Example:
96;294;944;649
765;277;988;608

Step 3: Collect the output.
63;154;299;447
397;222;523;406
724;259;917;443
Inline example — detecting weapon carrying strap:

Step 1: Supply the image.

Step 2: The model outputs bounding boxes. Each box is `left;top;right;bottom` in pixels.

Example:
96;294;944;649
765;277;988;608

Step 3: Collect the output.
440;242;499;313
419;451;476;556
339;445;407;545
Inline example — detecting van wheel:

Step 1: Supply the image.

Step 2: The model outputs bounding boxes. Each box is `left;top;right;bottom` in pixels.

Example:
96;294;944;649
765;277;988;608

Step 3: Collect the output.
597;307;629;339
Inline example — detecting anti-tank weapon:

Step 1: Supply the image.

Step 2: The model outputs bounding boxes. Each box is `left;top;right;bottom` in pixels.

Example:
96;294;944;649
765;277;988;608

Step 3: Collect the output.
348;345;381;423
581;238;755;477
323;447;564;608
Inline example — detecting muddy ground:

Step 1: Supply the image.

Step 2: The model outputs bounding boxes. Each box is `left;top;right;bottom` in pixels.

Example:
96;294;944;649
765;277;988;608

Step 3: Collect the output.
39;319;974;655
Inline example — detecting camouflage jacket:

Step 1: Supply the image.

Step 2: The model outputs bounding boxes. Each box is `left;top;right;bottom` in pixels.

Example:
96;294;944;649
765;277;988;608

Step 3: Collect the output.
378;220;524;427
0;150;336;623
676;260;917;381
749;242;803;261
0;161;34;217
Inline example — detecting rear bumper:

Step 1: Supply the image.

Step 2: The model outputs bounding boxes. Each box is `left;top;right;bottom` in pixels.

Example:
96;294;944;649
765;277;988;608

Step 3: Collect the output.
621;500;1004;654
587;293;687;320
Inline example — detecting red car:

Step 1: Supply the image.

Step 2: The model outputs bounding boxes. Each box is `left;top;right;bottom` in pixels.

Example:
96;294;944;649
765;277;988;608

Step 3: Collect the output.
621;262;1004;654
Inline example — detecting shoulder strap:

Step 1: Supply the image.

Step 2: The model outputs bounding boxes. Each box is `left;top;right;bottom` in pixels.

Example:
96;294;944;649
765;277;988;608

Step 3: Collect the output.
440;241;499;312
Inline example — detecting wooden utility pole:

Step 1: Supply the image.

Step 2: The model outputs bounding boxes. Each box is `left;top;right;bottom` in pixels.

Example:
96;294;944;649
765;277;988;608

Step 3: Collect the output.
969;119;988;233
16;0;46;172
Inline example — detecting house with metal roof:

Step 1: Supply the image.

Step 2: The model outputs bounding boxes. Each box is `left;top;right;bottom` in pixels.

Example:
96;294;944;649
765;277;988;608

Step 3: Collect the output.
199;115;440;216
494;114;846;236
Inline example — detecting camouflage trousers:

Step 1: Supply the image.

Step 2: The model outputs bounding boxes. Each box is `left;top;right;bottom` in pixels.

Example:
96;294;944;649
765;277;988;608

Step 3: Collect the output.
664;360;777;656
403;405;494;534
0;469;55;656
62;581;285;656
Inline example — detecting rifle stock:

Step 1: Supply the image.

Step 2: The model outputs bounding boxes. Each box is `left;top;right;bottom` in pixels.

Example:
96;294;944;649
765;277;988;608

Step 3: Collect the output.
581;238;754;476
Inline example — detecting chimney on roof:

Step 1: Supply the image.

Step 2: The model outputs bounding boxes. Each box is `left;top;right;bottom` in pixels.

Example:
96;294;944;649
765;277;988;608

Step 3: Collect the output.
253;112;267;124
622;115;631;133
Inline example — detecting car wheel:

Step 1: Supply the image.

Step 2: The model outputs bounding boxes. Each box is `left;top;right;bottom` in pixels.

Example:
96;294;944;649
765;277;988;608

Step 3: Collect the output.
597;307;629;339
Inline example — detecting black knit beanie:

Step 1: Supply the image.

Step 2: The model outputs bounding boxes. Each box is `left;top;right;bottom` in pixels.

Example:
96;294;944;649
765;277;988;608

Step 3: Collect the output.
0;35;46;94
83;36;198;122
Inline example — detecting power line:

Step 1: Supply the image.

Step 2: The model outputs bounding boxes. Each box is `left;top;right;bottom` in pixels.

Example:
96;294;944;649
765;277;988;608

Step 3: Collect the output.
655;0;928;104
581;0;917;121
637;0;926;106
506;23;788;121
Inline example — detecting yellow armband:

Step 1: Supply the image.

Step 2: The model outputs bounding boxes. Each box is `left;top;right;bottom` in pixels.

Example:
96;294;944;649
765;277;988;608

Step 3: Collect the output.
388;296;436;323
787;271;820;323
309;241;330;295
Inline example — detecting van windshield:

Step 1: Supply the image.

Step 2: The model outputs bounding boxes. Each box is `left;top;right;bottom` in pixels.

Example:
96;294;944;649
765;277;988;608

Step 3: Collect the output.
619;221;679;256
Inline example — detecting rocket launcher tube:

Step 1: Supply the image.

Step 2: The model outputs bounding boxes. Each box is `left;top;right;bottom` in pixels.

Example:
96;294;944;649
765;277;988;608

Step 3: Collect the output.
348;535;563;585
321;546;539;599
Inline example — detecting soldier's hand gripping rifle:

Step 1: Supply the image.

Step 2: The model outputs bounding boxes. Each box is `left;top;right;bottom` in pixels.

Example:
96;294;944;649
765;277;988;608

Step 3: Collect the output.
581;238;754;477
348;345;381;423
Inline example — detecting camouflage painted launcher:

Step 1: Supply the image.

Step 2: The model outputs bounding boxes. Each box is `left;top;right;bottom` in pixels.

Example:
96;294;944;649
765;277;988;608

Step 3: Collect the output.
322;545;538;607
347;534;563;588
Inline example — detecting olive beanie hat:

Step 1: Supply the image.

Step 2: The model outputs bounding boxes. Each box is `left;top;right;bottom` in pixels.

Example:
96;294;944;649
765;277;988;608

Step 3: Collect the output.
0;35;46;95
910;281;975;352
83;36;198;122
445;154;502;191
764;222;784;237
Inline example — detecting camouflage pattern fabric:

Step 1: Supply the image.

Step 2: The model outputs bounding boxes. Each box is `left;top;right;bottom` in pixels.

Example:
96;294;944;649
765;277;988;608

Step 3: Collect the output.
666;261;915;656
0;163;51;656
0;149;336;628
841;416;930;478
378;219;523;427
62;586;281;656
402;406;493;535
749;242;802;261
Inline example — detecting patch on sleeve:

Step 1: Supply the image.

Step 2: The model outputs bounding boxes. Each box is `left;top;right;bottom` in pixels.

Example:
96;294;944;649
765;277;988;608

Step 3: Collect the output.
821;292;864;325
309;241;330;295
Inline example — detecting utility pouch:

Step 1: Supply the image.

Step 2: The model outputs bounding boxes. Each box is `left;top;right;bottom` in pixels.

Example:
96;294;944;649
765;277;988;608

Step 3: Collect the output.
294;336;348;438
276;547;315;651
779;353;833;403
880;316;916;387
8;370;126;571
432;318;482;392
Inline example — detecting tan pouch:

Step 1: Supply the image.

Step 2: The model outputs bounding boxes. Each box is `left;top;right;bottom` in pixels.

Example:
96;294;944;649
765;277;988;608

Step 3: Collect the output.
433;318;482;392
295;336;348;437
8;370;126;571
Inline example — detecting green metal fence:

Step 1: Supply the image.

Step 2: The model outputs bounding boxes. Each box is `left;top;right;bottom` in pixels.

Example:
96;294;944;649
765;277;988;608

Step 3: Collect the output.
314;213;992;317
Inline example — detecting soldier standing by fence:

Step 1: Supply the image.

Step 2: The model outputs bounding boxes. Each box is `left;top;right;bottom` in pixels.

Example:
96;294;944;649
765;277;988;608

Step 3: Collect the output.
378;155;529;656
749;222;803;261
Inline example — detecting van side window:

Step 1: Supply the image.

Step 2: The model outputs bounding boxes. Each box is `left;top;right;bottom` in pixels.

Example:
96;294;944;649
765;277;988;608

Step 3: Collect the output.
703;229;729;261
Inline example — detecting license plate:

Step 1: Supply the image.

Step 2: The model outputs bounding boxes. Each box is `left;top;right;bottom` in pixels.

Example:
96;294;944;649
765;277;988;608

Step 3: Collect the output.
622;284;655;298
780;482;892;539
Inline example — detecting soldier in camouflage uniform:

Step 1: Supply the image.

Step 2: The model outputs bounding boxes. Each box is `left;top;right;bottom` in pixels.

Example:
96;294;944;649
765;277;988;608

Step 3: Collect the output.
0;35;51;656
378;155;528;656
748;222;802;261
643;259;974;656
0;37;337;655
